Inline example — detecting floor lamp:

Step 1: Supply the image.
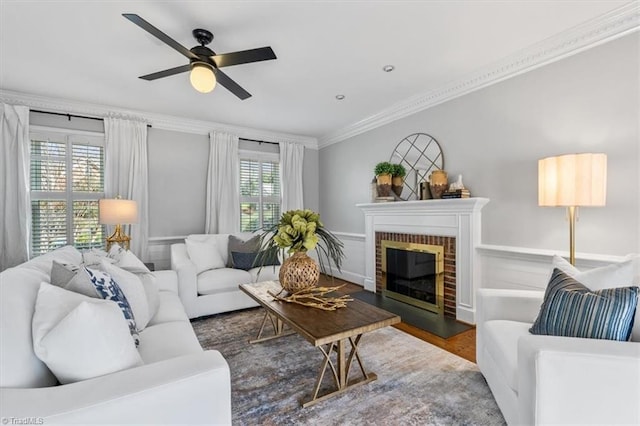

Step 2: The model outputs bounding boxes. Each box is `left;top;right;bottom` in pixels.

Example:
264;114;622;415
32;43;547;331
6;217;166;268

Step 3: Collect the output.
538;153;607;265
99;198;138;251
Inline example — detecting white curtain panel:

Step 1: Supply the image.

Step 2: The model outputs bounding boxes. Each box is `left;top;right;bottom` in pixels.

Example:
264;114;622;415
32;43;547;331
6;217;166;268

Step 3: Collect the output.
0;104;30;270
280;142;305;212
205;131;240;234
104;117;149;260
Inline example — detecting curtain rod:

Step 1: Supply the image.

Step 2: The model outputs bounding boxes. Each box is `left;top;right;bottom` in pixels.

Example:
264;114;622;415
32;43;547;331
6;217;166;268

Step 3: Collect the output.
31;109;152;128
240;137;279;146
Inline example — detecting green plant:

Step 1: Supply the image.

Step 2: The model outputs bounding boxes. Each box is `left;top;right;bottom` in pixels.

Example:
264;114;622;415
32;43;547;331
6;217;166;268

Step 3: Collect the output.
374;161;394;176
256;209;344;274
391;163;406;178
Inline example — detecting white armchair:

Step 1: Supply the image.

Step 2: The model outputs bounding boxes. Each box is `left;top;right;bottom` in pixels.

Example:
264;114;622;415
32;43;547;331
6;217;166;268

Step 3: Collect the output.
476;288;640;425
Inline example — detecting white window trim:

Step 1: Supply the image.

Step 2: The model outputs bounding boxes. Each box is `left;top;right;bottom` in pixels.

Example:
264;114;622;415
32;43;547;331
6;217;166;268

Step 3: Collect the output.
239;149;281;231
29;127;105;253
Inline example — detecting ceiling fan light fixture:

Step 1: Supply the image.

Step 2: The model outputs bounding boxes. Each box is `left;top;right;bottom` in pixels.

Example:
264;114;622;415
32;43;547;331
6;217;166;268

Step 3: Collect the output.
190;62;216;93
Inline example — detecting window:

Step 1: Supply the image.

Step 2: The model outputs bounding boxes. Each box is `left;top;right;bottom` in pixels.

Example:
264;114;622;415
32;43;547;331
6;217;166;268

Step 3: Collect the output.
239;152;281;232
30;130;105;256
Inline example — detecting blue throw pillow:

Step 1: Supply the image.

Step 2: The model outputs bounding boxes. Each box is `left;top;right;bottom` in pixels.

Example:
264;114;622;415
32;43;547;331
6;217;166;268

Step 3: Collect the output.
231;250;280;271
530;268;639;341
85;266;140;346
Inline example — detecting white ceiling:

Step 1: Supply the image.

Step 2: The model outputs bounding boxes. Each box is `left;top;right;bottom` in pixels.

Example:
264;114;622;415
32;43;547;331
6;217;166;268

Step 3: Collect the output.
0;1;632;140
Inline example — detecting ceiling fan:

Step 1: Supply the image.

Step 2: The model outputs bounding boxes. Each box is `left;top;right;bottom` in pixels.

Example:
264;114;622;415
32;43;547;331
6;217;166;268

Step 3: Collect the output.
123;13;277;100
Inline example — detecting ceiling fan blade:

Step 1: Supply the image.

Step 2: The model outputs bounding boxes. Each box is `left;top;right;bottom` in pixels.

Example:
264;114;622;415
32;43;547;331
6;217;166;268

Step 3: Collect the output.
123;13;198;60
215;69;251;100
139;64;191;81
212;47;276;68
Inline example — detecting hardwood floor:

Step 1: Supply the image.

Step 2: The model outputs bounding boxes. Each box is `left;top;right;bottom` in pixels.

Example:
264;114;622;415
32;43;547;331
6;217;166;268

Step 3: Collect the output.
320;274;477;363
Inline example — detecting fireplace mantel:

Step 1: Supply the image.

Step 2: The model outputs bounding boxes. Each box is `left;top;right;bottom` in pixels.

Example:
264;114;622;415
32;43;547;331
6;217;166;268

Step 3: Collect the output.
356;198;489;324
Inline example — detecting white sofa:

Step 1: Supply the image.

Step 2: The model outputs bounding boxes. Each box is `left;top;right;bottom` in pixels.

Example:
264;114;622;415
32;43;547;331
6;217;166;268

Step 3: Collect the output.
476;287;640;425
0;246;232;424
171;233;280;319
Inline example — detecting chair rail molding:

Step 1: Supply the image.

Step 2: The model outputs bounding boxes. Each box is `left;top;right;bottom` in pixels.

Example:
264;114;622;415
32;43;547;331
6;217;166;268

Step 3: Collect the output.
0;89;319;149
318;2;640;148
477;244;637;292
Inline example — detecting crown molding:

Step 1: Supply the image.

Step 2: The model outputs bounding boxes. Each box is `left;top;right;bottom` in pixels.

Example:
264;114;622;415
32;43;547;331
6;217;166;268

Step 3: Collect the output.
0;90;319;149
318;2;640;149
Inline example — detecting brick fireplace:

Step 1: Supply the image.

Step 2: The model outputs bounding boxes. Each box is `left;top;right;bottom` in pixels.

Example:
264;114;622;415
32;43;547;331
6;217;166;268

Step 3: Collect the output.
357;198;489;324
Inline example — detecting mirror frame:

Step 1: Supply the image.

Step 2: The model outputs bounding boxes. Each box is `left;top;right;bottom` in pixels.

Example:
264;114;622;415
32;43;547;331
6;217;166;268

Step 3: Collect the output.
389;133;444;200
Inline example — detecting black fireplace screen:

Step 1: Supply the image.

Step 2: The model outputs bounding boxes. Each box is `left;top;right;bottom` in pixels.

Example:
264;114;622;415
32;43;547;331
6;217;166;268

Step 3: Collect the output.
385;247;437;304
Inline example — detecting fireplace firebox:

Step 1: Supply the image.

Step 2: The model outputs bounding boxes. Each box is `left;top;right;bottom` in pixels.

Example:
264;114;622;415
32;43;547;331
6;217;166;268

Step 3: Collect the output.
381;240;444;314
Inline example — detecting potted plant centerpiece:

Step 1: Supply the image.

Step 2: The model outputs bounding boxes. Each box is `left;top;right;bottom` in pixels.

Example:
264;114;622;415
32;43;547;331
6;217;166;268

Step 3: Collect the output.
391;163;406;198
257;209;344;294
374;161;394;197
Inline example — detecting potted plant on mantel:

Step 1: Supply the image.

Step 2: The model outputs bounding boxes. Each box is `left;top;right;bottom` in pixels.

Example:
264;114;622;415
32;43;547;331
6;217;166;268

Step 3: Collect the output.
257;209;344;294
391;163;406;198
374;161;394;197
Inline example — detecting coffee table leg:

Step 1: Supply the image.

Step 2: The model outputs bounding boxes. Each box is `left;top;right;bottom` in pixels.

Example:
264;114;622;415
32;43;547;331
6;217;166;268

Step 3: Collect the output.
249;310;295;344
302;334;377;407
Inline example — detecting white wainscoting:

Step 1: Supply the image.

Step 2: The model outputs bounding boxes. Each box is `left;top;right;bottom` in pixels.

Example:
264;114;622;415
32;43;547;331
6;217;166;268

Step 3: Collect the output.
477;244;634;292
331;232;366;286
148;236;187;270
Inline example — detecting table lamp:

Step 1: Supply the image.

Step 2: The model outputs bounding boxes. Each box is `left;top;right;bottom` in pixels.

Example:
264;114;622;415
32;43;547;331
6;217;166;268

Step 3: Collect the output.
538;153;607;265
99;197;138;251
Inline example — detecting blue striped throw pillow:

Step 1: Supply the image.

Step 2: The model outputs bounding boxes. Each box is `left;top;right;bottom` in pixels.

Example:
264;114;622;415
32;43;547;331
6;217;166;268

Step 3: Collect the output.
530;268;639;341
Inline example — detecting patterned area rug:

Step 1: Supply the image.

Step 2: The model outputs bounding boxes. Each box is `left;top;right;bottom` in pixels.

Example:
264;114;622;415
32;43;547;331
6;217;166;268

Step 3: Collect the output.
192;308;505;426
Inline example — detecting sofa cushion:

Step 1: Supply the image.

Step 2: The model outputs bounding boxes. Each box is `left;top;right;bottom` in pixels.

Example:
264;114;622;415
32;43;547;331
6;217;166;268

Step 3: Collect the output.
101;261;151;331
148;291;190;326
187;234;230;265
137;322;203;364
32;283;143;384
185;239;225;274
227;234;261;267
50;261;100;298
530;268;638;341
85;267;140;345
552;255;640;342
197;268;252;295
0;266;57;388
483;320;532;393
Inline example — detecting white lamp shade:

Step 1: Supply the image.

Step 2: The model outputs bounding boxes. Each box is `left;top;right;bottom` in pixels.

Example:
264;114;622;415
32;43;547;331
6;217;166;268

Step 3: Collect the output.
190;63;216;93
99;199;138;225
538;153;607;207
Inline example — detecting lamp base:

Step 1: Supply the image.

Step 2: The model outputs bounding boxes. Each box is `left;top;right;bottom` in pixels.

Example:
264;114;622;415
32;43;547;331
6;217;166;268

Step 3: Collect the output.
105;224;131;252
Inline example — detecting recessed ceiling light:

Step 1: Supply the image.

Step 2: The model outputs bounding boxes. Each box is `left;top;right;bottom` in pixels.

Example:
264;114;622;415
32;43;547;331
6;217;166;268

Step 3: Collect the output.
383;65;395;72
335;94;345;100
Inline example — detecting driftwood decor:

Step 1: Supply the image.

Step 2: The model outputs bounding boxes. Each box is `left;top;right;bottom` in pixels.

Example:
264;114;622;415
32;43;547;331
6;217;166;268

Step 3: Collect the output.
268;285;353;311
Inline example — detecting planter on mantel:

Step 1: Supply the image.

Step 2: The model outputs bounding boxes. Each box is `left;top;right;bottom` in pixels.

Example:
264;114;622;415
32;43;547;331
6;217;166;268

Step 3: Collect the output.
356;198;489;324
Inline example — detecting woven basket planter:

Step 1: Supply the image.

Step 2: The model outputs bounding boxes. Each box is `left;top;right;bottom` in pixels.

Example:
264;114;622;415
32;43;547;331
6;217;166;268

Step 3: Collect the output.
279;251;320;294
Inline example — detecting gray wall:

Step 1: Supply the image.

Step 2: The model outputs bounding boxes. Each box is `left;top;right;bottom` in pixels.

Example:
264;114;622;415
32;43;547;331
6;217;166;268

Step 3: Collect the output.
148;130;320;237
147;128;209;237
319;33;639;256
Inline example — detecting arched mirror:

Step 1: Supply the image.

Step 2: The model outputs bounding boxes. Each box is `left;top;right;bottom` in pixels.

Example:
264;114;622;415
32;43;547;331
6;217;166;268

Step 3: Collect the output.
390;133;444;200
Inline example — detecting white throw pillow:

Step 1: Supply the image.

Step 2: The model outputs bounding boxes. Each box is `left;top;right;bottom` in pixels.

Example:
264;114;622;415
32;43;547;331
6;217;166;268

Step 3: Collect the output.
108;244;151;274
32;283;143;384
101;260;151;330
550;254;640;341
185;239;225;274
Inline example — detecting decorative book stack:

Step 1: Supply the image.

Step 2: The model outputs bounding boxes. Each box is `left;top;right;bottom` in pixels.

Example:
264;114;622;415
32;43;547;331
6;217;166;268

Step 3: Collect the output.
441;189;470;199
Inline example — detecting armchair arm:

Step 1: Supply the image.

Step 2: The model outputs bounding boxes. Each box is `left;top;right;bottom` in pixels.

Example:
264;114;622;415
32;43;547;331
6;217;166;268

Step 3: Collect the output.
476;288;544;325
1;351;231;425
170;243;199;318
518;335;640;425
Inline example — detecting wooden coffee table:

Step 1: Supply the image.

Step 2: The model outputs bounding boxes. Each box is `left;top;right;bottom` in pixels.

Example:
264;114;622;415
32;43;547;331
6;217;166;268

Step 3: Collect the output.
239;280;400;407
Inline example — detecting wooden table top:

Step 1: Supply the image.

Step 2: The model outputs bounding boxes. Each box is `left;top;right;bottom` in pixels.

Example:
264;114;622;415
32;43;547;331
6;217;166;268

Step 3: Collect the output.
240;281;401;346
